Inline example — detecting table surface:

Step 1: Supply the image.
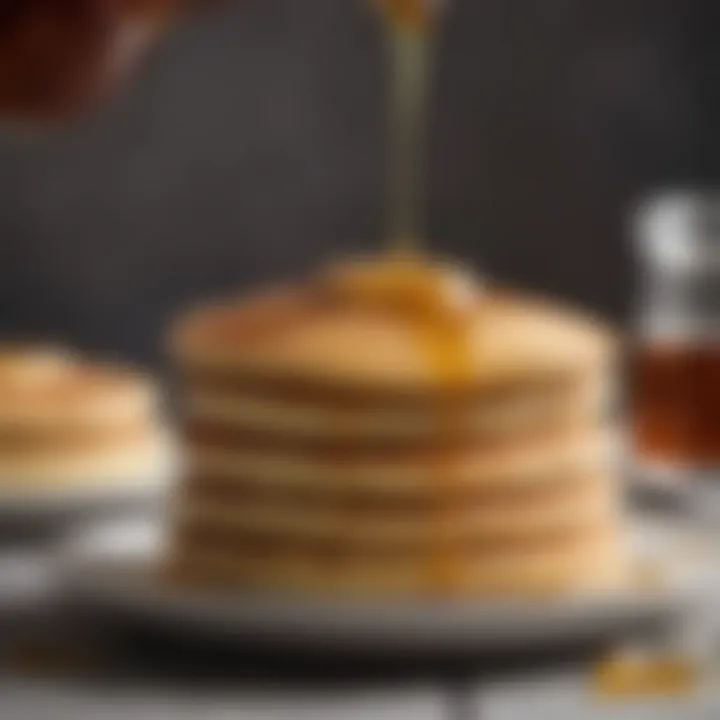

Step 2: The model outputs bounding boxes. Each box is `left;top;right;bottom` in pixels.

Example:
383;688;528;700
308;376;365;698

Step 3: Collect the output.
0;496;716;720
0;596;614;720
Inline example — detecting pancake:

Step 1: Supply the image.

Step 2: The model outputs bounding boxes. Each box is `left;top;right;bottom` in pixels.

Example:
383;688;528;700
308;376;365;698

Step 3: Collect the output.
181;369;610;442
168;256;622;598
185;427;612;494
169;532;626;597
0;361;158;427
181;464;609;510
0;434;170;487
171;284;614;393
175;474;617;545
0;346;169;489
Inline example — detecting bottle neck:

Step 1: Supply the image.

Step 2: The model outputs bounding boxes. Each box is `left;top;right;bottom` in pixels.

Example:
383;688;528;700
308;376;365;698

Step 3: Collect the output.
638;259;720;343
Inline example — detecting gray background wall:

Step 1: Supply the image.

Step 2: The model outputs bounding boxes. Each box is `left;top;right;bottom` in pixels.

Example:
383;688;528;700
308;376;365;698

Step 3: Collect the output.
0;0;713;363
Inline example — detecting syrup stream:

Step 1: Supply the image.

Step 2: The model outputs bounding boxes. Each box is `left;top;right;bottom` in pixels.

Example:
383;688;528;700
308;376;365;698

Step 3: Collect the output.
380;0;441;251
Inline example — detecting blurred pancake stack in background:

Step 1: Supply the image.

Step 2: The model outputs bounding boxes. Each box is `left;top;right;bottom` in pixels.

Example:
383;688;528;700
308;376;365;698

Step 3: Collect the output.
168;255;624;597
0;345;168;491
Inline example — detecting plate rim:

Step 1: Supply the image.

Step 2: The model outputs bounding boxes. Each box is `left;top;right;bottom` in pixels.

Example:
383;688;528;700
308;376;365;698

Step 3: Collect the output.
54;514;706;653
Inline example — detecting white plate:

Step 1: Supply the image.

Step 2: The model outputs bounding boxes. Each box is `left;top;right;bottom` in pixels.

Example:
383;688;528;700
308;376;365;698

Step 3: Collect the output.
0;475;165;517
0;443;176;526
57;514;719;655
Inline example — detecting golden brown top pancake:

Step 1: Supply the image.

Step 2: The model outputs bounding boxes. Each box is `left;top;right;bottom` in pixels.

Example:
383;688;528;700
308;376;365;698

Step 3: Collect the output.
171;257;615;393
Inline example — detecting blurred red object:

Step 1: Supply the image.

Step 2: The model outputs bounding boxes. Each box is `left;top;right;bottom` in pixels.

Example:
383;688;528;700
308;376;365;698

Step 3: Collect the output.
0;0;200;121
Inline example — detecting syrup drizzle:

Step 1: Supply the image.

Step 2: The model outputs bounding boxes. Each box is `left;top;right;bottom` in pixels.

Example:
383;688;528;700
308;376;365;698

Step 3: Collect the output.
330;253;477;594
414;307;476;594
380;0;439;251
376;0;476;595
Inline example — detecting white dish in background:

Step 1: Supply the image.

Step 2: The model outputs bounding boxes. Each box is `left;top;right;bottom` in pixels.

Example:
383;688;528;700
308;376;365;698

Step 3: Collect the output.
0;473;166;520
56;513;719;655
0;440;176;524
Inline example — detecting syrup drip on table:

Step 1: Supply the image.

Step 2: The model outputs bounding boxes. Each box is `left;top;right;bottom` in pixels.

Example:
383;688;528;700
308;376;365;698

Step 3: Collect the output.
592;651;696;698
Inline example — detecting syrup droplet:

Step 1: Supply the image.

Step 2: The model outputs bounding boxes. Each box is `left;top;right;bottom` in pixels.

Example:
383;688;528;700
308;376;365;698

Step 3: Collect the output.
376;0;444;30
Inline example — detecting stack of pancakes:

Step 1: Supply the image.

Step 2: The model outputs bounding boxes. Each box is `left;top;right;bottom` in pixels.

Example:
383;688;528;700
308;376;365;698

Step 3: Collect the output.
170;259;623;597
0;346;168;488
